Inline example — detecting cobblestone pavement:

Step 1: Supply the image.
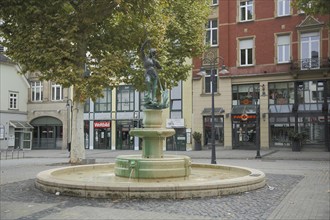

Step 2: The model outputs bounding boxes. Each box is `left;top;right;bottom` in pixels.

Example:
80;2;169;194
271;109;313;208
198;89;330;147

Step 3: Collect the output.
0;174;303;220
1;149;329;220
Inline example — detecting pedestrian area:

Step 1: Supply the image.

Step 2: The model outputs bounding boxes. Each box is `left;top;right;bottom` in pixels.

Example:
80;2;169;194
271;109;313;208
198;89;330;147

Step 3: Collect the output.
1;149;329;220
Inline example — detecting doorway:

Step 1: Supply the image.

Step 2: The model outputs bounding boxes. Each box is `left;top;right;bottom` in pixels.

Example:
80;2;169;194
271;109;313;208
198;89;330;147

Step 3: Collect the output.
233;121;257;149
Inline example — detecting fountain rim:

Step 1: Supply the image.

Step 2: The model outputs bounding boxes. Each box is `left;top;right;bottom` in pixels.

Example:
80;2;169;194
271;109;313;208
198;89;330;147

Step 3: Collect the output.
35;162;265;199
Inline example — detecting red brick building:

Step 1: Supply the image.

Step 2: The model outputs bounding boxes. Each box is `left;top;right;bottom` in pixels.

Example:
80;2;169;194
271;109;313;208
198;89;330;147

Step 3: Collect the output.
192;0;330;151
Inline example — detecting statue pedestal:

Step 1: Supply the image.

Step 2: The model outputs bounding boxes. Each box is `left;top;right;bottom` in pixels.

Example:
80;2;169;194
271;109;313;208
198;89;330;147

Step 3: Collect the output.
114;109;191;179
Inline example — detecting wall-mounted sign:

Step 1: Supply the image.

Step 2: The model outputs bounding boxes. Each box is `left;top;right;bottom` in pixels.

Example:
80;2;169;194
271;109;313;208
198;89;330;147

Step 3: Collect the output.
94;121;111;128
166;119;185;128
232;114;256;121
240;98;252;105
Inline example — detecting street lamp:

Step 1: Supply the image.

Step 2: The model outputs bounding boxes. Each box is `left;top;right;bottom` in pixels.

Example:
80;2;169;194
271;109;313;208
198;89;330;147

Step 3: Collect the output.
66;99;73;152
198;50;228;164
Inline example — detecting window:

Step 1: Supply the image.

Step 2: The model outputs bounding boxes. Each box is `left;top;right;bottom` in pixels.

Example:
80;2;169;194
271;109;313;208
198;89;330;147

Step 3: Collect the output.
0;124;4;139
277;0;291;16
117;85;134;111
31;81;43;102
232;84;259;106
95;88;112;112
170;82;182;119
212;0;219;6
84;99;90;113
239;0;253;22
300;32;320;70
204;69;218;94
205;19;218;47
139;91;146;111
51;83;63;101
277;35;290;63
269;82;295;106
298;81;325;104
9;92;18;109
239;38;253;66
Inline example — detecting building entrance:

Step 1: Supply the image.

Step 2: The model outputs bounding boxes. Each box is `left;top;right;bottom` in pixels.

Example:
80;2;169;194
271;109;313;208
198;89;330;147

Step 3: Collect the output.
31;117;63;149
232;121;257;149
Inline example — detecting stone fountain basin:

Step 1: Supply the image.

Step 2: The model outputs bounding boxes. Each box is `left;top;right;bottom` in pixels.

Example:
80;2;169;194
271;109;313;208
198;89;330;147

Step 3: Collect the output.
35;163;266;199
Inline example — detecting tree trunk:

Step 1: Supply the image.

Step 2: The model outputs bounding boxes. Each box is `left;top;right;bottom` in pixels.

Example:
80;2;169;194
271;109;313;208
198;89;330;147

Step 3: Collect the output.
70;101;86;164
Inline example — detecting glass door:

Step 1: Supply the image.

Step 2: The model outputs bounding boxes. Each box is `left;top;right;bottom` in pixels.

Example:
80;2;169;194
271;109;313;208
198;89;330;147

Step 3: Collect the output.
233;121;257;149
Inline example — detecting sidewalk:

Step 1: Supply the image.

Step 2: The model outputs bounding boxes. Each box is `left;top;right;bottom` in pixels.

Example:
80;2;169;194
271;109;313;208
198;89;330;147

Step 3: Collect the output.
12;147;330;161
1;148;329;220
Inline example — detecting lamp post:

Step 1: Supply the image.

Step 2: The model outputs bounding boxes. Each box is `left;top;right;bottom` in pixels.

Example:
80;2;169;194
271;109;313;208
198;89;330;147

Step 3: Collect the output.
66;99;73;151
199;50;228;164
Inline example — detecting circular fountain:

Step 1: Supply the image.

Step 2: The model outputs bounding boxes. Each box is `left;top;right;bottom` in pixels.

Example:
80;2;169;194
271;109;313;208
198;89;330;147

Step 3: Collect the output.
35;109;266;199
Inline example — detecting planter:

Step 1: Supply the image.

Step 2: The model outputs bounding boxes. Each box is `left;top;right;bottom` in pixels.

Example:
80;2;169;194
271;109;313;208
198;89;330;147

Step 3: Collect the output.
194;142;202;151
192;131;202;151
292;141;301;152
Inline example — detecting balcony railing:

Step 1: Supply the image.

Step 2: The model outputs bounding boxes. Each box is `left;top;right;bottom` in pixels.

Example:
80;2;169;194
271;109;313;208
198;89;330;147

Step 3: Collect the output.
290;57;330;71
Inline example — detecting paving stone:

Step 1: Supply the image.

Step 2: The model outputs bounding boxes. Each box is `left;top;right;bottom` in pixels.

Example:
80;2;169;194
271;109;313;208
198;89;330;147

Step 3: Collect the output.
0;174;303;220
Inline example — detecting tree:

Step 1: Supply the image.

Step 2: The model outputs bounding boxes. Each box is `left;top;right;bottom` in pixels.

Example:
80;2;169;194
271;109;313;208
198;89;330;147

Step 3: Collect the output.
0;0;210;163
292;0;330;15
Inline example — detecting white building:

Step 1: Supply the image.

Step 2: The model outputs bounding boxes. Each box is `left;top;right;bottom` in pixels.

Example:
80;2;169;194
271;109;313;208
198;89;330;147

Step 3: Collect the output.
0;53;32;150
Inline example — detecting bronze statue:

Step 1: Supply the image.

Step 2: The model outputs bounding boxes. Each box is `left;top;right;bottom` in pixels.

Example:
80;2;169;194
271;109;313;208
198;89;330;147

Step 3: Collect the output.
141;40;161;102
140;40;168;109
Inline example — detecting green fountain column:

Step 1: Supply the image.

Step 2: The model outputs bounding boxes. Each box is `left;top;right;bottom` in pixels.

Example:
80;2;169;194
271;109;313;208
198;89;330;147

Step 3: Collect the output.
114;109;191;179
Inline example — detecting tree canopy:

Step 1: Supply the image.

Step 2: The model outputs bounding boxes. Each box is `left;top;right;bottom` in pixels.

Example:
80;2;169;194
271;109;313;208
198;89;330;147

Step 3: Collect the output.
292;0;330;16
0;0;210;101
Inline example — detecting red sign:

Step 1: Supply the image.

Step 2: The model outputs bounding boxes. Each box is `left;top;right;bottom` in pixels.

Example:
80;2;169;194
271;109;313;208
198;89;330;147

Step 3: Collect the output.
94;121;111;128
232;114;256;121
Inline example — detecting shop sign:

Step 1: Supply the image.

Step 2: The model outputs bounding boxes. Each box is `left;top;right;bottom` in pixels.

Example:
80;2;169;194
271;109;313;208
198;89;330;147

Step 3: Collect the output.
232;114;256;121
166;119;185;128
240;98;252;105
94;121;111;128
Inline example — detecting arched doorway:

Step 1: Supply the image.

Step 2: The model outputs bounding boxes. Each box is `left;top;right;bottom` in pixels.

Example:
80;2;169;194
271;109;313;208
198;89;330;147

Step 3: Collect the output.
30;117;63;149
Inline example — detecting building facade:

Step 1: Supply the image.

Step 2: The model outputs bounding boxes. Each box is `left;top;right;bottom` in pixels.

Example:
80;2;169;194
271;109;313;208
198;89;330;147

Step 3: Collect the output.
25;81;193;151
0;53;32;150
192;0;330;151
26;72;72;150
82;76;193;151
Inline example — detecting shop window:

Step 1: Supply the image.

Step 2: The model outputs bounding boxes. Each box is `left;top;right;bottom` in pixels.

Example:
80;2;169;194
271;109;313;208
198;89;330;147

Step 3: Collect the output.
269;82;294;105
232;84;259;106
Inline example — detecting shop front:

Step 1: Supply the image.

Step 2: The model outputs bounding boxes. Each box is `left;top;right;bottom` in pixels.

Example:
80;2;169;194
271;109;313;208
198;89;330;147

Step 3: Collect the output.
231;105;259;150
9;121;33;149
268;80;330;150
166;118;187;151
93;121;111;149
116;120;134;150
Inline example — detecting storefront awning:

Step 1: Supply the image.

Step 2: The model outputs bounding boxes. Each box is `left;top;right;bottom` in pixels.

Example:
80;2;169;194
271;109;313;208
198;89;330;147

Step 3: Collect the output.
231;105;257;114
9;121;34;129
201;108;225;116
